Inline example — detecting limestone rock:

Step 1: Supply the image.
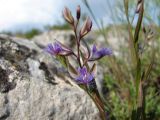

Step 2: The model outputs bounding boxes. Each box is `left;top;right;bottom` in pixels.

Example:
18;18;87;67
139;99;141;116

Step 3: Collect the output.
32;30;75;48
31;30;97;48
0;34;101;120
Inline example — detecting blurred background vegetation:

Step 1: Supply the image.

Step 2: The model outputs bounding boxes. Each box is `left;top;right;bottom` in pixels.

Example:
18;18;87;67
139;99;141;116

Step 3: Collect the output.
80;0;160;119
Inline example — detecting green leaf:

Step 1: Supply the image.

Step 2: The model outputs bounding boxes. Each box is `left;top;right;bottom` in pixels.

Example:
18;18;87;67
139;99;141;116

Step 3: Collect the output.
56;55;67;68
134;0;144;44
124;0;129;17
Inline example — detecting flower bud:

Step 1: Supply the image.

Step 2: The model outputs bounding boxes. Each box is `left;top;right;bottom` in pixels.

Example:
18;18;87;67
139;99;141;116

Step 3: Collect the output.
76;5;81;20
138;0;142;4
80;17;92;38
63;7;74;24
135;2;142;13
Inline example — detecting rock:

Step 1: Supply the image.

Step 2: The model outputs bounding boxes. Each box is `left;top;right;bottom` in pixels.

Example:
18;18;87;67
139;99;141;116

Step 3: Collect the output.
31;30;75;48
31;30;97;48
0;34;101;120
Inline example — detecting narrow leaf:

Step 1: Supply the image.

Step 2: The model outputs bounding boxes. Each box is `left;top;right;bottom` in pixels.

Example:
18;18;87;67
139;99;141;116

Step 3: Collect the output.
134;0;144;44
124;0;129;17
56;56;67;68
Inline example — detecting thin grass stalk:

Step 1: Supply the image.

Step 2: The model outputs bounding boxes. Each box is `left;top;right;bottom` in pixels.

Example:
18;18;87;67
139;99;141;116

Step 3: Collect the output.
82;0;125;86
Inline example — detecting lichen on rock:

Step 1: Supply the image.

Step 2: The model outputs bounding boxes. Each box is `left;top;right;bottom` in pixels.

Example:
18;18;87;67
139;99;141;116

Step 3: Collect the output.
0;34;100;120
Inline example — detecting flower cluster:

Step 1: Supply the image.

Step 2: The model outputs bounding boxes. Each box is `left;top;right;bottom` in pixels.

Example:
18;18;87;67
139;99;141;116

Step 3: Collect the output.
44;5;112;85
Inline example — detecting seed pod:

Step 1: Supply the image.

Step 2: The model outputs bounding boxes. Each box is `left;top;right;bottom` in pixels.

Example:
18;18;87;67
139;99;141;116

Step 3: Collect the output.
63;7;74;24
76;5;81;20
80;17;92;38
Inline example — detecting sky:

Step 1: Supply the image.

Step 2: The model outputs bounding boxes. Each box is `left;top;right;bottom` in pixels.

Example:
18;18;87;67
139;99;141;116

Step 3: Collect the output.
0;0;111;32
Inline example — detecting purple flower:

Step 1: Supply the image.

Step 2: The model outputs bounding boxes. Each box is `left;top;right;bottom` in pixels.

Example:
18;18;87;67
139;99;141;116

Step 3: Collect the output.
75;66;94;84
89;45;112;61
45;42;72;56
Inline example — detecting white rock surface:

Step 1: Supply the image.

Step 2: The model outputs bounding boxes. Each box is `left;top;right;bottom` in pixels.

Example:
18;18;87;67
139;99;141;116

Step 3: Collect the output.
0;35;101;120
32;30;75;47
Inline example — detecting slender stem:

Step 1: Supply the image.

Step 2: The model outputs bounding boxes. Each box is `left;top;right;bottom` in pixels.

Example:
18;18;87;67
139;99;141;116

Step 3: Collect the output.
77;39;81;67
73;20;82;67
84;85;106;120
72;52;78;58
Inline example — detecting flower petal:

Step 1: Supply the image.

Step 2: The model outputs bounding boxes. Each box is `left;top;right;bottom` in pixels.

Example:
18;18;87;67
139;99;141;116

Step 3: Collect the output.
87;73;94;83
98;48;112;56
78;67;87;76
45;42;73;56
92;44;97;54
89;45;112;61
75;66;94;84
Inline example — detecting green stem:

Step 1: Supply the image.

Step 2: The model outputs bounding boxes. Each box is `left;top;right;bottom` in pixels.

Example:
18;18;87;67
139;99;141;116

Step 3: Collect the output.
84;85;106;120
